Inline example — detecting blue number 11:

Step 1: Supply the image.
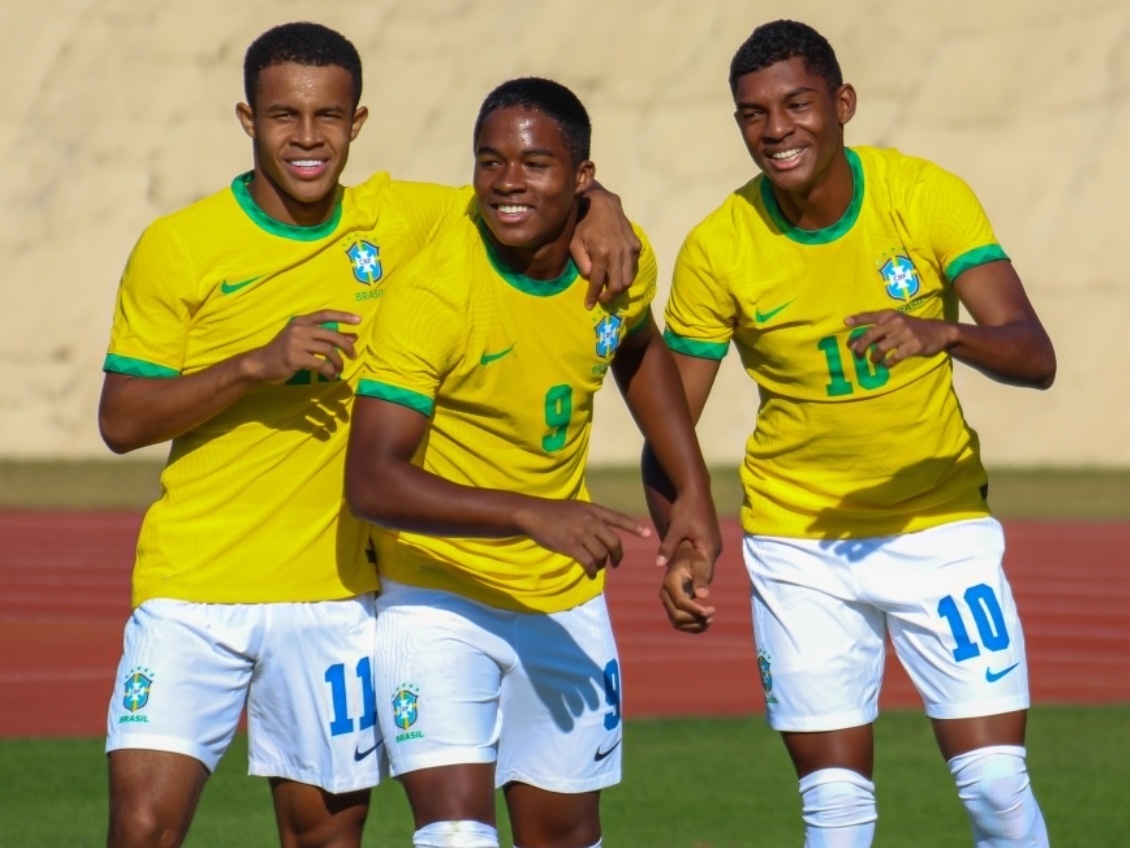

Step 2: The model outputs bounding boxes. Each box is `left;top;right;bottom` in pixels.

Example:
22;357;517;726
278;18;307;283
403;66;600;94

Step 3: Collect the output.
324;657;377;736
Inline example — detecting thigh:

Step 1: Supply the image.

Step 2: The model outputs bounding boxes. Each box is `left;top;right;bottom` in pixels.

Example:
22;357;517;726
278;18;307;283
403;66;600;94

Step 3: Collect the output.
107;749;209;847
270;778;371;848
505;783;601;848
373;582;510;778
498;593;623;793
250;594;385;794
880;519;1031;721
106;600;251;771
744;535;887;732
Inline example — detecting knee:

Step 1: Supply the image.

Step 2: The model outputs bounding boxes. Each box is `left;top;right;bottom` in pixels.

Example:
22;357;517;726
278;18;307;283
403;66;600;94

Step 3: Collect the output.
107;805;188;848
798;768;878;832
413;820;499;848
948;745;1031;813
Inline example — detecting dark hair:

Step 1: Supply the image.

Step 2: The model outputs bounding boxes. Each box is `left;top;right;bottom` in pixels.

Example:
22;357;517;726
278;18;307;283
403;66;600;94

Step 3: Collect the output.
473;77;591;166
243;22;363;108
729;20;842;96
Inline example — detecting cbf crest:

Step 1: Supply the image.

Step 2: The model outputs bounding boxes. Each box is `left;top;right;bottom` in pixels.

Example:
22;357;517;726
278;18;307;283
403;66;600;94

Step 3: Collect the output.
347;241;383;285
123;667;153;712
594;314;625;358
878;255;920;302
392;684;419;730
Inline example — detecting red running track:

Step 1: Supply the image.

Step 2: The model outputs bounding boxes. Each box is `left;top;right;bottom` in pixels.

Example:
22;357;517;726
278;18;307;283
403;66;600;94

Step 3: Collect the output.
1;512;1128;737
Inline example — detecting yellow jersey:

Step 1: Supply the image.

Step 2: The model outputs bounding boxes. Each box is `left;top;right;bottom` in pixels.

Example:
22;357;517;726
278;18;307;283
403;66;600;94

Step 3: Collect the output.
356;215;656;613
104;172;472;606
665;146;1004;539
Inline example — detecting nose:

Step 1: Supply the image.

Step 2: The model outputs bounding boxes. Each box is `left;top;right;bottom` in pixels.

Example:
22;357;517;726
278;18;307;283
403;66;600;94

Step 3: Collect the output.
293;114;321;148
763;106;793;142
493;160;525;194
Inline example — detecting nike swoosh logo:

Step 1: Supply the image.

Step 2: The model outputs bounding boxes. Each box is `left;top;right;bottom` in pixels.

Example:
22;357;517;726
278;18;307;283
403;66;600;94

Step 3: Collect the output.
594;738;622;762
479;344;516;366
754;300;795;324
353;739;383;761
985;663;1020;683
220;275;263;295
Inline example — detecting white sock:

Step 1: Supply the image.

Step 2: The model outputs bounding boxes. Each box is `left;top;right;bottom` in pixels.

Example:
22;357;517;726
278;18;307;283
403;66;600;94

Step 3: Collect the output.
948;745;1049;847
798;768;877;847
413;820;499;848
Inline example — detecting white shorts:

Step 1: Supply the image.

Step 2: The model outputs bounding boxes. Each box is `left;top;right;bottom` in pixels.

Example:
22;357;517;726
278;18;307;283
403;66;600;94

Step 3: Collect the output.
105;595;386;793
374;580;623;793
745;518;1030;731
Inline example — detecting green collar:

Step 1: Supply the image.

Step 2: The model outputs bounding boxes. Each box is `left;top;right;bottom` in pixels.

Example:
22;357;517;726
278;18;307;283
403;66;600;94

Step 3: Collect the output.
231;172;343;241
759;147;864;245
477;220;578;296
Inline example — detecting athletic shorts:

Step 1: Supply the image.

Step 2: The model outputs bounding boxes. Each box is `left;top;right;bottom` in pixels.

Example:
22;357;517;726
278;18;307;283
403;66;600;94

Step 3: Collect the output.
374;580;623;793
744;517;1030;731
105;595;385;793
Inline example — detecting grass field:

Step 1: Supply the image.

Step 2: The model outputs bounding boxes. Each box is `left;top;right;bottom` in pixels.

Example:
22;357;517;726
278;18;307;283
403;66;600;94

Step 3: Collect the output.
2;708;1127;846
5;459;1130;519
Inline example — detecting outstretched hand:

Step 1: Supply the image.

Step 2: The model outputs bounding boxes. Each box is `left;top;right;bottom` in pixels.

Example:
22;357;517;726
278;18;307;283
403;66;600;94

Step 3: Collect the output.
517;499;652;578
659;545;716;633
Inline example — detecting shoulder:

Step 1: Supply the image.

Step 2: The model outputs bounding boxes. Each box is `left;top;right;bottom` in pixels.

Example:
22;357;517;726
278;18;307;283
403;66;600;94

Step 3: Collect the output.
394;215;481;296
856;145;972;199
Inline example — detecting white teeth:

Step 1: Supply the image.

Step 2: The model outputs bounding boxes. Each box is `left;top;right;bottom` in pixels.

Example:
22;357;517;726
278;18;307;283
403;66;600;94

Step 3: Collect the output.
292;160;323;168
768;148;803;160
498;204;530;214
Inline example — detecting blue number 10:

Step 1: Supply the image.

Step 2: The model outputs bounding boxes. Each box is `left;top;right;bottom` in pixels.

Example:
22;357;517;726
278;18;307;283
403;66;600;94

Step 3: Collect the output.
937;584;1011;662
324;657;377;736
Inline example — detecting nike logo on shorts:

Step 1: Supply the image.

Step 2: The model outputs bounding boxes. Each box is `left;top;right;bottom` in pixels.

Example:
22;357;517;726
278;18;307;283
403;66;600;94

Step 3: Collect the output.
985;663;1020;683
594;738;622;762
353;739;383;761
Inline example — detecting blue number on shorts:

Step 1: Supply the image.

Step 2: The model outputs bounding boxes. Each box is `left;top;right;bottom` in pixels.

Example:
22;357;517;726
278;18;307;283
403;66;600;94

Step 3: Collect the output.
324;657;378;737
602;659;622;730
937;584;1011;662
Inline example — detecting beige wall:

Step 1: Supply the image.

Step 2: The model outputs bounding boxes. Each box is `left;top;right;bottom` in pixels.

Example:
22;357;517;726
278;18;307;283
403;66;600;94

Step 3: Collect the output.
2;0;1127;465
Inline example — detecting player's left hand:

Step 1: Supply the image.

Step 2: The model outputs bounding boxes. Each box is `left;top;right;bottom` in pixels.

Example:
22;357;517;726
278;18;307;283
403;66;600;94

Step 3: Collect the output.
655;494;722;572
571;187;642;309
659;545;716;633
845;310;957;366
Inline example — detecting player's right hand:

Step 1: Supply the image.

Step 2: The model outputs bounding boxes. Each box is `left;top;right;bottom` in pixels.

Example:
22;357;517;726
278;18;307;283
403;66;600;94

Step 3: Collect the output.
659;545;716;634
517;500;652;578
245;310;361;384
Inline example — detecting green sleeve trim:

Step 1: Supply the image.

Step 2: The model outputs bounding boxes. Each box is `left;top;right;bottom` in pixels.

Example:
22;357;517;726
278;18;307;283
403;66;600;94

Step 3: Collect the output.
356;379;435;417
103;354;179;378
945;244;1009;282
662;330;728;361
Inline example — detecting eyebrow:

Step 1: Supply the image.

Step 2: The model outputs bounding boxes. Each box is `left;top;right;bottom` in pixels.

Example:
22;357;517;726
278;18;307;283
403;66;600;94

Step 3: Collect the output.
476;145;559;158
735;85;820;109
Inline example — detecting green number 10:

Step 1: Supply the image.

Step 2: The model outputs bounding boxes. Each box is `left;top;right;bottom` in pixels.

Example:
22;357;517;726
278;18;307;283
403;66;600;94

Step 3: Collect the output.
542;384;573;452
817;327;890;397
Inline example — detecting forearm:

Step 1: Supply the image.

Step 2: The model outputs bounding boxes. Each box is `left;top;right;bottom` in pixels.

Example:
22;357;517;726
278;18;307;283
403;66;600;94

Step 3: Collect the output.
98;354;260;453
346;456;545;538
946;320;1056;389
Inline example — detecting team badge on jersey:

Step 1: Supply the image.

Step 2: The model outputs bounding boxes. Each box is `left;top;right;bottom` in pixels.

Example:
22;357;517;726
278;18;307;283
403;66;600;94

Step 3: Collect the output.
757;652;779;705
594;314;625;358
347;241;383;285
878;255;921;302
123;667;154;712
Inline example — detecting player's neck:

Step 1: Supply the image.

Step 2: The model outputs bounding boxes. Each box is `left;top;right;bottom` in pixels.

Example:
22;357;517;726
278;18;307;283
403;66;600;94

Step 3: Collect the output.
481;211;578;282
770;147;854;231
246;171;340;228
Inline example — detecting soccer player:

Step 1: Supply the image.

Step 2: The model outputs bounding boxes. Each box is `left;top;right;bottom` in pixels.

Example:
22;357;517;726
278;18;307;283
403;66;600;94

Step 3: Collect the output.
647;19;1057;847
98;24;643;848
344;77;721;848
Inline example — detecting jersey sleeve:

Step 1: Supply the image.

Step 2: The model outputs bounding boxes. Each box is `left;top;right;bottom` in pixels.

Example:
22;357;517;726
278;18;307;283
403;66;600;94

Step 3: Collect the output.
910;162;1009;282
387;180;475;247
356;248;466;418
621;224;659;333
103;220;195;378
662;221;735;360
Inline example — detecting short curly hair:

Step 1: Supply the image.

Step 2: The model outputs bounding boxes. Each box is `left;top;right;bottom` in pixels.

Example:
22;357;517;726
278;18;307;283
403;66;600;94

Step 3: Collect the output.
728;20;842;97
244;22;363;108
473;77;591;167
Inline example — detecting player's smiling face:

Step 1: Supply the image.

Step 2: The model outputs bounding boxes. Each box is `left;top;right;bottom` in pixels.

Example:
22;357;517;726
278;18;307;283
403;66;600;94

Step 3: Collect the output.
473;106;594;278
236;61;367;226
733;56;855;196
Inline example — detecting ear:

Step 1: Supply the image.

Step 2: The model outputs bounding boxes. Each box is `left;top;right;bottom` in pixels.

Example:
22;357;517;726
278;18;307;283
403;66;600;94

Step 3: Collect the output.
350;106;369;141
836;83;857;126
235;102;255;139
575;160;595;194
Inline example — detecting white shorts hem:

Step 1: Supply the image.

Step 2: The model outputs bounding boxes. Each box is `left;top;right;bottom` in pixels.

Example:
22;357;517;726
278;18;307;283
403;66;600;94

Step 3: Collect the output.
766;709;878;733
925;696;1031;721
389;748;497;778
498;768;619;794
248;760;381;794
